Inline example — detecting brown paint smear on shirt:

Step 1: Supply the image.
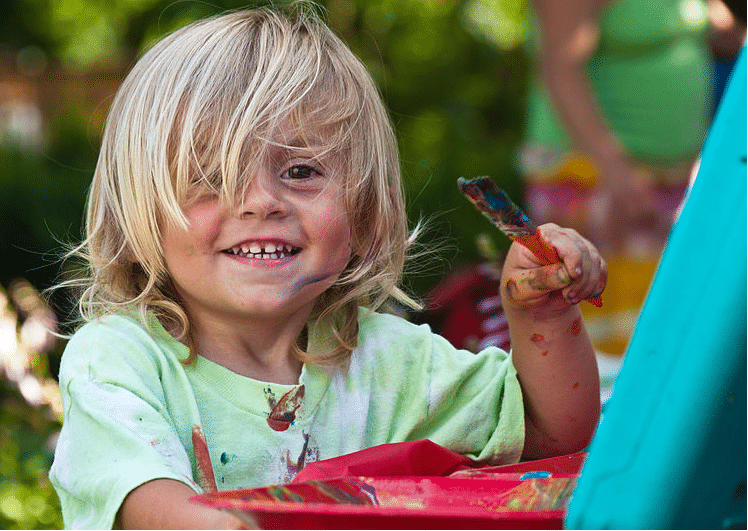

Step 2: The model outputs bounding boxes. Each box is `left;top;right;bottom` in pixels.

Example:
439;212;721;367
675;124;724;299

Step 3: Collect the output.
267;385;305;431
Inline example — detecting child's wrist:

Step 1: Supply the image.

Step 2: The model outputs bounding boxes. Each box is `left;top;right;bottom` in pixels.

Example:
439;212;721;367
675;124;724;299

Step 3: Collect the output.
504;297;582;326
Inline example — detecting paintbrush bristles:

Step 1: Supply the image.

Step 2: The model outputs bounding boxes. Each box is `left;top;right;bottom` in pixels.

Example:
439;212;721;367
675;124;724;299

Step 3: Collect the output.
457;176;536;237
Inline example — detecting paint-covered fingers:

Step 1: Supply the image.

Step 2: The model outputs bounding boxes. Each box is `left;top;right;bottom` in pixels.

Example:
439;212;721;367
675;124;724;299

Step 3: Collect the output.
538;224;607;305
503;263;572;307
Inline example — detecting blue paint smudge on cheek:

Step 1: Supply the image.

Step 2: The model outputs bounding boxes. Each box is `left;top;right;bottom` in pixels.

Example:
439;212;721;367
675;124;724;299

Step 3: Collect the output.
288;272;336;294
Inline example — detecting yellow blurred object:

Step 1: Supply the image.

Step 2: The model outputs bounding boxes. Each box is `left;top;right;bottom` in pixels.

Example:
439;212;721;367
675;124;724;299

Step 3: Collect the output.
549;153;599;187
582;257;659;356
520;145;599;188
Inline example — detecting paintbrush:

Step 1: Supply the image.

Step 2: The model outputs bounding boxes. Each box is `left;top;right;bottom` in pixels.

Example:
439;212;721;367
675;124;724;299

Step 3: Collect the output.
457;176;602;307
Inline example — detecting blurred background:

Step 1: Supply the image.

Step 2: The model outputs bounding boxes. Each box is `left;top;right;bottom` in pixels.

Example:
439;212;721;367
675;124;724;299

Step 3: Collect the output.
0;0;742;528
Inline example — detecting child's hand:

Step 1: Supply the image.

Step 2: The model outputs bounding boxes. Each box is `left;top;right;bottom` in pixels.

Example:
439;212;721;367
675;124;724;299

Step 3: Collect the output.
500;224;606;315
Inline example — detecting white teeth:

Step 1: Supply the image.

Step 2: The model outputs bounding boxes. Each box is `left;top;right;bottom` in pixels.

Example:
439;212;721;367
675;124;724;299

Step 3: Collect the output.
228;242;297;259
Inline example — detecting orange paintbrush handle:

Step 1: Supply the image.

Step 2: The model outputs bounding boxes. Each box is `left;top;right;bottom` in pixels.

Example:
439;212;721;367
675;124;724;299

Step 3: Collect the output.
511;232;603;308
511;232;561;266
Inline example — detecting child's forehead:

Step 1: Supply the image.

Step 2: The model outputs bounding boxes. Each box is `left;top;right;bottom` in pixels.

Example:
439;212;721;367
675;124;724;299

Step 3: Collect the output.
255;118;339;159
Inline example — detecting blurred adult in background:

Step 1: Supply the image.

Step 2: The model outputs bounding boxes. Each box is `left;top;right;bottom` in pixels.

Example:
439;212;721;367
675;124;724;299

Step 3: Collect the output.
708;0;747;105
518;0;717;355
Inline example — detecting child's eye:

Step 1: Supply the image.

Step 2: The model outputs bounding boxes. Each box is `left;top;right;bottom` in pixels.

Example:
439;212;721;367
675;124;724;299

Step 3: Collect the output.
283;164;321;180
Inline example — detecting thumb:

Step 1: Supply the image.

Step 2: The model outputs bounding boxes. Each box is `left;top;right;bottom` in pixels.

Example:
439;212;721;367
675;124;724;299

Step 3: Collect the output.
503;263;572;304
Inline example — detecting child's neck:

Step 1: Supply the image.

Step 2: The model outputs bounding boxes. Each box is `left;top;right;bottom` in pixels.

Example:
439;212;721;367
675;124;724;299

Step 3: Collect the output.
209;351;303;385
188;319;306;385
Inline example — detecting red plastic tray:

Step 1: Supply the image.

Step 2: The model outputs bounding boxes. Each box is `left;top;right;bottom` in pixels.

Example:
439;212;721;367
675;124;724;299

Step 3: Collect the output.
191;473;578;529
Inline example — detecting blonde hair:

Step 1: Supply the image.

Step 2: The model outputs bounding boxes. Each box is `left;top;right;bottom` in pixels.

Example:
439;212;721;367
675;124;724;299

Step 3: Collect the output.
68;2;420;365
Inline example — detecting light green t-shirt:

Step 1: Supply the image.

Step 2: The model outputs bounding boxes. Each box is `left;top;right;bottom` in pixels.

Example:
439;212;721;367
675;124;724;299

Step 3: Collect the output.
50;309;524;529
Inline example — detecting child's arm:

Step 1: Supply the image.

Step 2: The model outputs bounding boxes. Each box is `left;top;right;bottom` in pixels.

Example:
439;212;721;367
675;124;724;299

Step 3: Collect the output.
118;479;251;529
500;223;606;459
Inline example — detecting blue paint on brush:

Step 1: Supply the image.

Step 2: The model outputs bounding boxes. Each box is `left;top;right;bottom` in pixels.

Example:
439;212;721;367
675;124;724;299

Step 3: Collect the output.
457;176;535;234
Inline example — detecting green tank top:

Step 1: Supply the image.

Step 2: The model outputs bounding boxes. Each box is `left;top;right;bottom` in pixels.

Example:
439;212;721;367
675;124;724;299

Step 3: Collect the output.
524;0;713;164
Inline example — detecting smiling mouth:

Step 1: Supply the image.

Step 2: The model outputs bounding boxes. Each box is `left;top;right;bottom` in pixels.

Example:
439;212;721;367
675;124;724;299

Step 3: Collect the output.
224;242;301;260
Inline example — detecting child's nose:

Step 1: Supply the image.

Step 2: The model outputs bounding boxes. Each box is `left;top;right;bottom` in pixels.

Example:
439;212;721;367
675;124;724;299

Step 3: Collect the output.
236;174;290;220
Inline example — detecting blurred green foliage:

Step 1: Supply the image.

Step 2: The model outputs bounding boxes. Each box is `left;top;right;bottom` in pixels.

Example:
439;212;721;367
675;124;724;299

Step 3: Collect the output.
0;279;63;530
0;380;63;530
0;0;530;528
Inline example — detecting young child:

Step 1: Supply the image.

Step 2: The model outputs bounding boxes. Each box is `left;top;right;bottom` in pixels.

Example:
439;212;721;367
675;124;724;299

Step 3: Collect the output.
49;4;606;529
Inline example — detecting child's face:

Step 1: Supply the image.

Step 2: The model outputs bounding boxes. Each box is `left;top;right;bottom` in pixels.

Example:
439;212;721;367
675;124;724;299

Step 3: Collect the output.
161;136;353;331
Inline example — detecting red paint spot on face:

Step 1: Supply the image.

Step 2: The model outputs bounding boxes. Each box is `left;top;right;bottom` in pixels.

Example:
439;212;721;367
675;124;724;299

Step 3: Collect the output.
530;333;545;342
572;382;579;389
267;385;305;431
568;318;582;337
541;350;548;356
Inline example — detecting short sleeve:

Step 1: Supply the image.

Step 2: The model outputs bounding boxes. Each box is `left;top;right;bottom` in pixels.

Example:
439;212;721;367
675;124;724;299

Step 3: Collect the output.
49;318;199;530
353;311;525;465
410;329;525;464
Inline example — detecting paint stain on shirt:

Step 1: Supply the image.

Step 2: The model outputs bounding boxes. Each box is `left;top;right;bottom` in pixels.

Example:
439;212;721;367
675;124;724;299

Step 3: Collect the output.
282;431;320;483
266;385;305;431
192;425;218;492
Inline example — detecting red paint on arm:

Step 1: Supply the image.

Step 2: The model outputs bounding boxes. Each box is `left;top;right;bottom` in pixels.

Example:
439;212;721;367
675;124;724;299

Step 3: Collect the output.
568;317;582;336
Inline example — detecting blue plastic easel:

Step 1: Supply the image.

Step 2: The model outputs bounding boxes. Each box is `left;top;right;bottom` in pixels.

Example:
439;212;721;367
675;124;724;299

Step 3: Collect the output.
566;47;747;529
